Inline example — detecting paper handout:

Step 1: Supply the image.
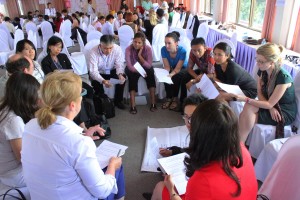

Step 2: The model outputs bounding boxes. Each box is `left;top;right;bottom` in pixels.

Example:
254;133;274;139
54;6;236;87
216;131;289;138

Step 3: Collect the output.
154;68;173;84
216;81;245;96
195;74;219;99
157;153;188;195
109;78;122;85
134;62;146;77
96;140;128;168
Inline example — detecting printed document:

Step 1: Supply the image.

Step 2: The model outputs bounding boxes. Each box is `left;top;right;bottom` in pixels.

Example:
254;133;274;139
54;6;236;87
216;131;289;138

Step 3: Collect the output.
216;82;245;96
96;140;128;168
154;68;173;84
157;153;188;195
134;62;146;77
195;74;219;99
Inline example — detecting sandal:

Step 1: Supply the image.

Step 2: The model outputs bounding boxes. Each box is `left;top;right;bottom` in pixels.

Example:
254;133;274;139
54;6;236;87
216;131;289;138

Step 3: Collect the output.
169;100;178;111
150;104;158;112
161;99;172;109
130;106;137;114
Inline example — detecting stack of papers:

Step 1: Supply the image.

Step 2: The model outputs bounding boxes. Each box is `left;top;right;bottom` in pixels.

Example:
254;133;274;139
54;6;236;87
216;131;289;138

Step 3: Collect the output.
96;140;128;168
195;74;219;99
157;153;188;195
154;68;173;84
134;62;147;77
216;82;245;96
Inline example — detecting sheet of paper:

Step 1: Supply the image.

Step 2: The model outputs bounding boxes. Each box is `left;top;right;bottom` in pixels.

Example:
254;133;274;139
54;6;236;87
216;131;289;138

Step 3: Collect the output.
109;78;122;85
216;81;245;96
141;126;189;172
96;140;128;168
154;68;173;84
134;62;146;77
195;74;219;99
157;153;188;195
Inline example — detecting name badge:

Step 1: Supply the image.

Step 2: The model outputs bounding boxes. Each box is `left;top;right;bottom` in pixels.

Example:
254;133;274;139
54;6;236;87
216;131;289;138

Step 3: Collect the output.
105;69;111;75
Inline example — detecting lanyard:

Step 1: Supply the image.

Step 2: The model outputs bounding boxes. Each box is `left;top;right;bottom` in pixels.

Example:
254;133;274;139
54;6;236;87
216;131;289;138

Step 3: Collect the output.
98;46;111;74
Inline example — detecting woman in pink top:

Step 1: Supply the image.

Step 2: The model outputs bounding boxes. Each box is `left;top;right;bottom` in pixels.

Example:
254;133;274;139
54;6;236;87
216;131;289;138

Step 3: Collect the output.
151;100;257;200
125;32;156;114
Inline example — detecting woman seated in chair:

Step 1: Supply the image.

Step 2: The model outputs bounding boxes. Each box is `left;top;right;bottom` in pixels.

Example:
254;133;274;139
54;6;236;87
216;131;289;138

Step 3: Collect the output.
213;42;257;102
0;73;40;188
16;39;45;83
151;100;257;199
125;32;156;114
123;12;138;34
237;43;296;142
21;71;125;200
161;31;187;111
41;35;73;75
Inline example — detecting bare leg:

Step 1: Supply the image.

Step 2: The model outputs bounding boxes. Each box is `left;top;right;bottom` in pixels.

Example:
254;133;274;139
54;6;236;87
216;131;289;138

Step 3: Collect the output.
151;181;164;200
149;87;156;105
130;90;136;107
239;103;259;142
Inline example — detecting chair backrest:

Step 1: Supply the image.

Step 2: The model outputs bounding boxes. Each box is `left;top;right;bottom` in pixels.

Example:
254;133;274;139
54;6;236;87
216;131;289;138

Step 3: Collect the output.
25;22;37;34
83;39;100;70
186;13;194;30
77;29;85;52
53;32;70;57
214;38;236;59
87;30;103;43
169;27;186;38
0;29;11;52
230;32;238;52
293;72;300;129
179;37;191;63
37;41;48;65
81;22;88;33
27;30;38;49
61;19;72;37
180;12;187;28
87;24;96;33
196;22;209;41
152;24;168;61
13;29;25;50
170;12;181;28
118;25;134;59
41;21;54;44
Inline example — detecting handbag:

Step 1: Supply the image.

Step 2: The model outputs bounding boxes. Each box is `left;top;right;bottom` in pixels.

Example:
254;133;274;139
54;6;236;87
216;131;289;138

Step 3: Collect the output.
1;188;26;200
93;114;112;139
93;93;115;119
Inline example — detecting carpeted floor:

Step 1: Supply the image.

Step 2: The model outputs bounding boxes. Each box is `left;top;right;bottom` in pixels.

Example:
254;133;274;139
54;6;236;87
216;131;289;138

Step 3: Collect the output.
95;101;184;200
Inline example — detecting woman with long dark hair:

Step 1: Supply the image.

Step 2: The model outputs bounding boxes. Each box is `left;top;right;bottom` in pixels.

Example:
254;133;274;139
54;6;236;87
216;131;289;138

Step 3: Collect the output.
0;72;40;188
152;100;257;199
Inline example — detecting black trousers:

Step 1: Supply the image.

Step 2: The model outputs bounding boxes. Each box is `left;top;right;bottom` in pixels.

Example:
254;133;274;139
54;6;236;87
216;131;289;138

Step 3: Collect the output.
92;69;126;103
164;69;187;102
125;67;156;92
181;69;203;103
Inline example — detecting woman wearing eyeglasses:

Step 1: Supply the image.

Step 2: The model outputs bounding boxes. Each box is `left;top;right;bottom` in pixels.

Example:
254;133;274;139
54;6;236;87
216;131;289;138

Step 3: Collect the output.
237;43;296;142
212;42;257;102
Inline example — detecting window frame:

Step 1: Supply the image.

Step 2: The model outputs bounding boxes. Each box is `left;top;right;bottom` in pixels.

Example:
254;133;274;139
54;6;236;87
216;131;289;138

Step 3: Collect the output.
204;0;214;15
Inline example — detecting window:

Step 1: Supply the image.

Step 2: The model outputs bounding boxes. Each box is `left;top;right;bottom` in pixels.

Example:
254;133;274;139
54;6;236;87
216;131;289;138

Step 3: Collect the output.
229;0;267;31
204;0;214;15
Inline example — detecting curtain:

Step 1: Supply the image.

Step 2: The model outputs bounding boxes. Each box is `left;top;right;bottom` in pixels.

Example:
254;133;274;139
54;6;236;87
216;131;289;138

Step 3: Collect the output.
6;0;19;17
52;0;65;13
221;0;228;22
21;0;39;15
261;0;276;41
291;8;300;53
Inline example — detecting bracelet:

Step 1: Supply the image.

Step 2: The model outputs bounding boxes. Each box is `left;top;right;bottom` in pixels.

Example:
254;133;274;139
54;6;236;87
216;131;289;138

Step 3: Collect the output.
190;79;195;84
170;193;178;199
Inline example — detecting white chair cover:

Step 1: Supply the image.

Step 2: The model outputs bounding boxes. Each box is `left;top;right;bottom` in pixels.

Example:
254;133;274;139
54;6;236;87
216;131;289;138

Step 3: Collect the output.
60;20;74;48
170;12;181;28
0;183;31;200
178;36;191;63
87;24;96;33
230;32;238;57
196;22;209;42
214;38;236;59
37;41;48;65
0;29;11;52
247;124;294;159
229;101;245;118
118;25;134;60
27;30;38;49
179;12;186;28
20;18;25;28
77;29;85;52
25;22;38;34
81;22;88;33
186;13;194;30
152;24;168;62
13;29;24;51
40;21;54;44
169;27;186;38
87;30;102;43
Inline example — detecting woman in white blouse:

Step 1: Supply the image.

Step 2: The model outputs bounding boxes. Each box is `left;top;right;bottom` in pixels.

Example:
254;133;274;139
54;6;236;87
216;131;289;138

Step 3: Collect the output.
21;71;125;200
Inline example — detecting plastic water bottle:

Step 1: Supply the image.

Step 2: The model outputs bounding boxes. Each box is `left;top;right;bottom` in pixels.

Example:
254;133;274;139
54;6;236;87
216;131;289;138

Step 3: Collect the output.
261;38;266;45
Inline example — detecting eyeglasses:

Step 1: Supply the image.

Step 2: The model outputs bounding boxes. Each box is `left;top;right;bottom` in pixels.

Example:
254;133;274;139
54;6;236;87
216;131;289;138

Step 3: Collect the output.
182;115;191;124
255;58;269;65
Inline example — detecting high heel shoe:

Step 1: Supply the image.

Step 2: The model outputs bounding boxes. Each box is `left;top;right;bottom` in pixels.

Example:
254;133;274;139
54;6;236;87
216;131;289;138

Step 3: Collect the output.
150;104;157;112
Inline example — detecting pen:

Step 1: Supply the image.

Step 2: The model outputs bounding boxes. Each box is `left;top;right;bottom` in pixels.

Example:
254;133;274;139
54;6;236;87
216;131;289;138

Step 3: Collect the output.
117;149;122;157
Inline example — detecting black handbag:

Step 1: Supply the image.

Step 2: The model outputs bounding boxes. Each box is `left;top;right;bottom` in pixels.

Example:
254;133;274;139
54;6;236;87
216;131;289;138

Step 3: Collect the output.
93;114;112;140
93;94;115;119
1;188;26;200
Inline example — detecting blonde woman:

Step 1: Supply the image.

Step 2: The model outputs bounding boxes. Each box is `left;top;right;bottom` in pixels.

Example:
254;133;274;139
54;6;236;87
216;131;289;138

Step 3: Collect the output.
21;71;125;200
237;43;296;142
144;9;157;44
